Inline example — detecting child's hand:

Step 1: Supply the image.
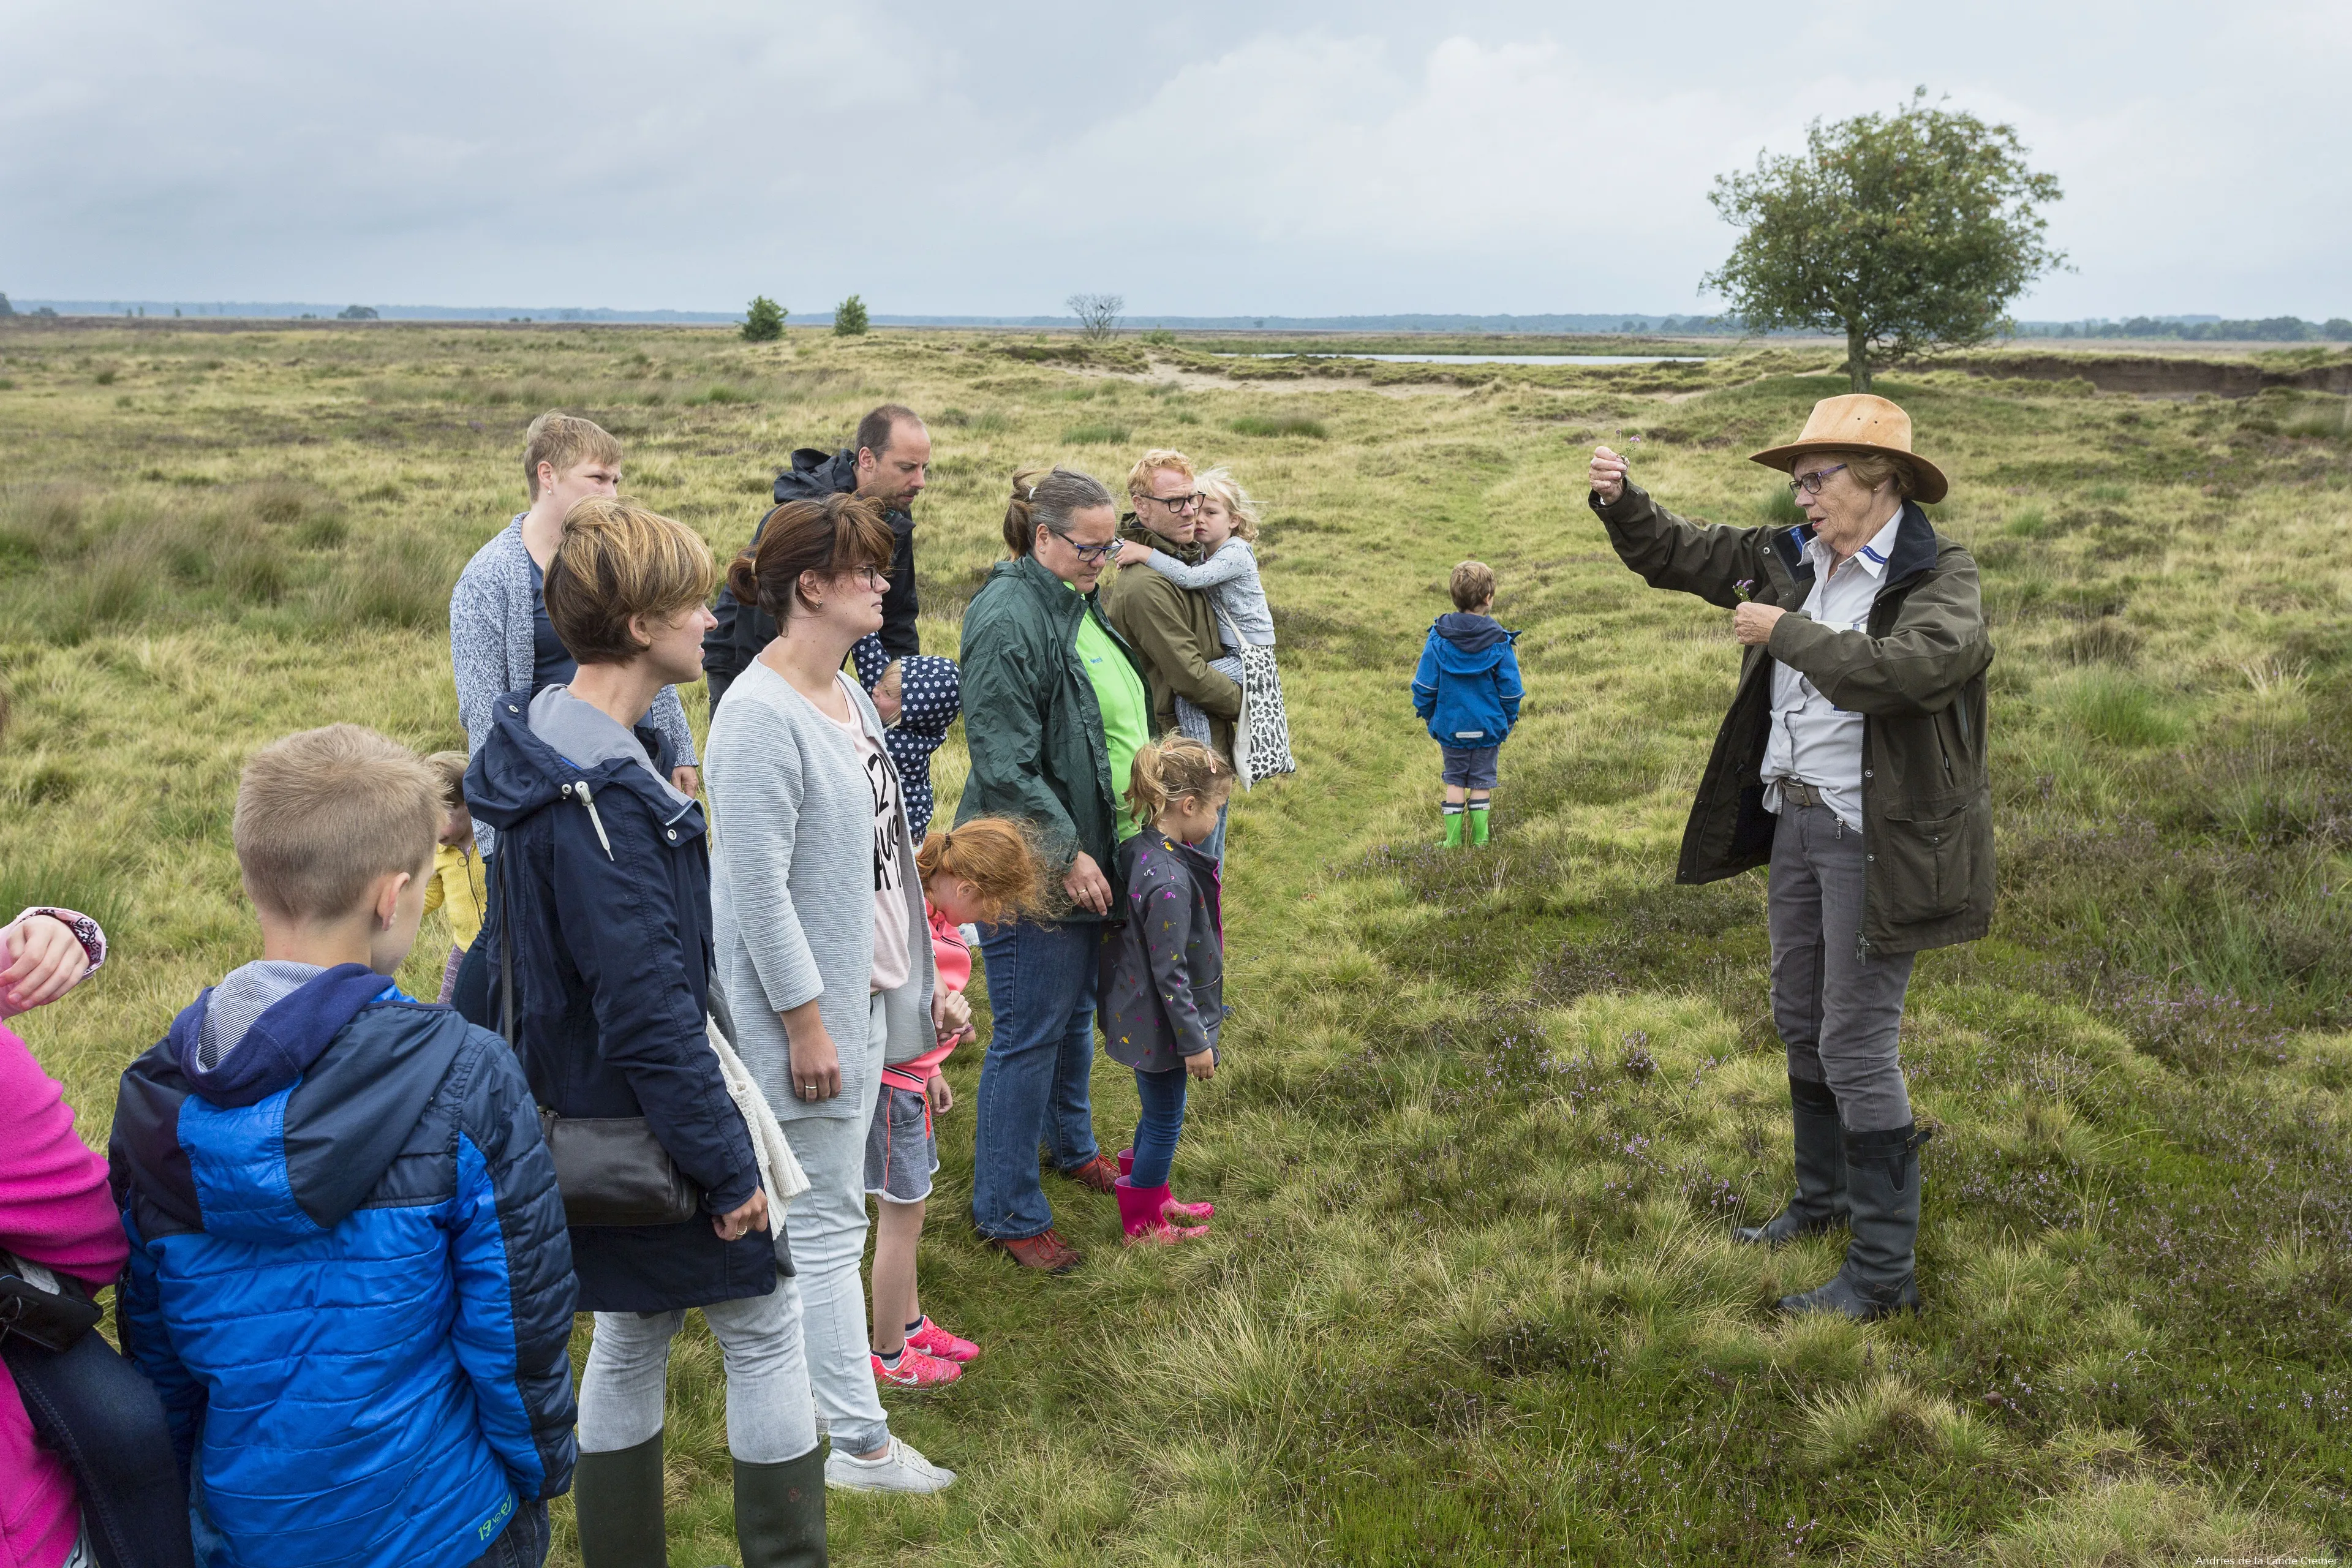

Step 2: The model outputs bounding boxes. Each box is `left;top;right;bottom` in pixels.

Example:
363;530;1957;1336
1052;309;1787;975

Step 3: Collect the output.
935;989;972;1042
927;1073;954;1115
1183;1047;1216;1082
1115;544;1156;570
0;915;92;1018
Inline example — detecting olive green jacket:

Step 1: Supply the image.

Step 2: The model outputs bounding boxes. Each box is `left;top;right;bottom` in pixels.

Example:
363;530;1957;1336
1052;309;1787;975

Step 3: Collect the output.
1589;484;1996;954
955;554;1149;923
1097;523;1242;759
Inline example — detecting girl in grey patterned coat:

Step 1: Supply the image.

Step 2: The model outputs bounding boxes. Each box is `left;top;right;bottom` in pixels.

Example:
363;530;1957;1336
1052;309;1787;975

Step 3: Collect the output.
1099;736;1234;1245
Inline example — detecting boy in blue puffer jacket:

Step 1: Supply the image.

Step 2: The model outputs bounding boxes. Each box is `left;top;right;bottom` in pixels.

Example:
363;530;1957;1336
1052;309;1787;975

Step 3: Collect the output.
110;725;576;1568
1412;559;1524;847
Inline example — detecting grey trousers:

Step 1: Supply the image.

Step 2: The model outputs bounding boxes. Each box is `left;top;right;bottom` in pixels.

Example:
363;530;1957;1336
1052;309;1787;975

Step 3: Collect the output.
578;1281;820;1465
775;992;891;1457
1768;804;1916;1133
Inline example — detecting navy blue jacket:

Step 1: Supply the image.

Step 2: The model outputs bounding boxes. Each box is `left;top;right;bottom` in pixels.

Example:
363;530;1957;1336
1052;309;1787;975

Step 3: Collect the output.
704;446;921;708
466;689;772;1311
1412;612;1525;747
110;966;576;1568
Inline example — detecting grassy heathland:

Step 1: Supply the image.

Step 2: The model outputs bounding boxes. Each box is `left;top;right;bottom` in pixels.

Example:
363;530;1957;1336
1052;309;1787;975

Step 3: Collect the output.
4;321;2352;1564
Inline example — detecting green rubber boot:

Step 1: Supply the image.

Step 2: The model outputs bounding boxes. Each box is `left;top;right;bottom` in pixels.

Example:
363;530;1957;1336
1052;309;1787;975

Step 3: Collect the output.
1468;805;1490;845
1442;808;1464;847
575;1433;668;1568
735;1449;827;1567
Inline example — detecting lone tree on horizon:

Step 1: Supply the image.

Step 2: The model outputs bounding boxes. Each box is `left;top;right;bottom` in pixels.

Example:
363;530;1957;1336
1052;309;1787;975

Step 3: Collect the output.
1068;292;1123;342
833;295;869;336
1703;88;2065;391
742;295;786;342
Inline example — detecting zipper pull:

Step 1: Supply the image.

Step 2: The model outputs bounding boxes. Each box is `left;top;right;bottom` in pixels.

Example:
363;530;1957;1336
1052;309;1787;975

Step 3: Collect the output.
573;780;615;859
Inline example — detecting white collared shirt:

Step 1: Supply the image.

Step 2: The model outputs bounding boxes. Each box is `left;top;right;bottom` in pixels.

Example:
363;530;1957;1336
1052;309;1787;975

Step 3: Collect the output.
1760;510;1903;829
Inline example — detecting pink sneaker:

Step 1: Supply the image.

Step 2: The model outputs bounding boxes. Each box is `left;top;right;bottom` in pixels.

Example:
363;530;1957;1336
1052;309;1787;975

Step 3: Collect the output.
872;1347;962;1388
906;1316;980;1363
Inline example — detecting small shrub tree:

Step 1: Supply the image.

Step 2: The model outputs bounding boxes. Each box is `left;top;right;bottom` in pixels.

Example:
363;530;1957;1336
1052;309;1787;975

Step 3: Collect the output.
0;293;14;318
833;295;869;336
336;304;378;320
1068;293;1124;342
1703;88;2066;391
742;295;787;342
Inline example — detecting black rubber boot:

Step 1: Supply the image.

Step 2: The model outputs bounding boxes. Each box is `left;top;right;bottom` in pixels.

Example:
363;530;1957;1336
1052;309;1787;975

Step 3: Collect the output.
576;1433;669;1568
736;1449;828;1568
1778;1123;1933;1321
1735;1076;1848;1246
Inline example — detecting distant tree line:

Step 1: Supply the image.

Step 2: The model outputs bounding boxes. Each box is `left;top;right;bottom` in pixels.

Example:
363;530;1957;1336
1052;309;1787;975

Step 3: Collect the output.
2018;315;2352;343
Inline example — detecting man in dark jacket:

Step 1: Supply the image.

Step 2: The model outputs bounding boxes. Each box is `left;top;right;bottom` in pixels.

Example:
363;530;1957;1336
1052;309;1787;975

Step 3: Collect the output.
704;403;931;708
1588;394;1992;1324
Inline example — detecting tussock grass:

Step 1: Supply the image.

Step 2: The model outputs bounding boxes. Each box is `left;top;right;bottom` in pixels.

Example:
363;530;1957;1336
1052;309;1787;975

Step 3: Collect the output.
1227;412;1329;440
4;321;2351;1561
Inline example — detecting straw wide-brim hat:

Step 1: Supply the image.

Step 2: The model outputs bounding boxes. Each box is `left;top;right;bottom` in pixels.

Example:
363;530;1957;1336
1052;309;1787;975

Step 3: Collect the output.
1749;393;1948;505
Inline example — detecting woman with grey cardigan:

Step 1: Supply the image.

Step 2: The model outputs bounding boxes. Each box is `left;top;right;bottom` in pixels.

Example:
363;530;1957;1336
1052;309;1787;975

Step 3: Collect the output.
705;491;950;1497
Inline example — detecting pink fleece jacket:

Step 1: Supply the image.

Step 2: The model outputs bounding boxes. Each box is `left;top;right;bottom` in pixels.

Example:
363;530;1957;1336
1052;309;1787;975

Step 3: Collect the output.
0;1022;129;1568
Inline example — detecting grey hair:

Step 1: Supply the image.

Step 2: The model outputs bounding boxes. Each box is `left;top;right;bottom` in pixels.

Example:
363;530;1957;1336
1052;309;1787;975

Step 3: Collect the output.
1003;466;1114;557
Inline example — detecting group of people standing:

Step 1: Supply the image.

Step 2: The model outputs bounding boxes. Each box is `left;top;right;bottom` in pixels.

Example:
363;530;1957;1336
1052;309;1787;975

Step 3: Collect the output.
0;382;1994;1568
439;410;1292;1559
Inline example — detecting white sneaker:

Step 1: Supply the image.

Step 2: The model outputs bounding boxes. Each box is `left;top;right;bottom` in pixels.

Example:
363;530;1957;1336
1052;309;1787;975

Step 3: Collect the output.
824;1435;956;1493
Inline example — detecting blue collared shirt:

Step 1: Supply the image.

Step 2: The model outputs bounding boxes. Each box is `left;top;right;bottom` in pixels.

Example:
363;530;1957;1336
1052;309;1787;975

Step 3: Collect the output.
1761;510;1904;829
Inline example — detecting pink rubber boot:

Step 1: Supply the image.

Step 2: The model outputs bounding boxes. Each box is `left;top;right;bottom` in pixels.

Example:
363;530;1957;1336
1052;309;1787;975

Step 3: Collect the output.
1114;1177;1209;1245
1118;1149;1215;1224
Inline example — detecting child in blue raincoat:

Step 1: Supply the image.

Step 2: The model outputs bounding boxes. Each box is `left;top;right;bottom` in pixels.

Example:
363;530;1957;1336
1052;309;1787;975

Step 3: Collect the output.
1412;559;1523;846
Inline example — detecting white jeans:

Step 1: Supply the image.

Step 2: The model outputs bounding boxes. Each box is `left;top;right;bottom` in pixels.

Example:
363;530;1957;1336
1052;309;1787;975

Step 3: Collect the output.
577;1279;818;1465
777;992;889;1455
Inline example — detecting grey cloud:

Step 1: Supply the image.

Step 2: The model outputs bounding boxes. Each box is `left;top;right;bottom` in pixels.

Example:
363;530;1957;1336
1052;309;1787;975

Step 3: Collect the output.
2;0;2343;317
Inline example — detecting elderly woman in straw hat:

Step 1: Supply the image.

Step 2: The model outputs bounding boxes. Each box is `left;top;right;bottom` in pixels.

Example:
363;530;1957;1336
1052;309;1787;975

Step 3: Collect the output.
1586;393;1993;1320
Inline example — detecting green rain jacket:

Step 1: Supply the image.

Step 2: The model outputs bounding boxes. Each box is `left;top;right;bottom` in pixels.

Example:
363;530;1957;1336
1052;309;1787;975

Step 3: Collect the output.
1590;483;1996;954
956;553;1151;924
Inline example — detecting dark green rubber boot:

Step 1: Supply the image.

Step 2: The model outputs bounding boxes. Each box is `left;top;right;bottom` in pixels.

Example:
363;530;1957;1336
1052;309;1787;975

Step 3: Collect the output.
735;1449;828;1567
576;1433;669;1568
1735;1076;1848;1246
1778;1123;1933;1321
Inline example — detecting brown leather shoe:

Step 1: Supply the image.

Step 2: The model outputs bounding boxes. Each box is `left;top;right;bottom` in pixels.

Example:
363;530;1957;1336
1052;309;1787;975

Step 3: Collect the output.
990;1228;1082;1273
1056;1153;1121;1194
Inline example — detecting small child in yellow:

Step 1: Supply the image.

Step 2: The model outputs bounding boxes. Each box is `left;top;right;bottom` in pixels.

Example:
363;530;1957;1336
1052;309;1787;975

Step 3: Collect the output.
423;753;488;1003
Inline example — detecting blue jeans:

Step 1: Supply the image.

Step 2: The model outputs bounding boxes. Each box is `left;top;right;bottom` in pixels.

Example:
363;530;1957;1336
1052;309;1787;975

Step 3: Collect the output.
972;920;1102;1240
466;1499;550;1568
1203;802;1229;865
1127;1068;1189;1190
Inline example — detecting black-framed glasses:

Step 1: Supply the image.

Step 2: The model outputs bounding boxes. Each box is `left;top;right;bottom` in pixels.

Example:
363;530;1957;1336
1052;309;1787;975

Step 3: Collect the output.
1788;463;1848;499
1068;537;1124;564
848;565;892;589
1140;491;1203;512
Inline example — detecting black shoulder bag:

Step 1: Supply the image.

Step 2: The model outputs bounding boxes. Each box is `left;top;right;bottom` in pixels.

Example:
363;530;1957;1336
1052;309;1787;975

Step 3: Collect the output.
1;1254;194;1568
497;846;703;1227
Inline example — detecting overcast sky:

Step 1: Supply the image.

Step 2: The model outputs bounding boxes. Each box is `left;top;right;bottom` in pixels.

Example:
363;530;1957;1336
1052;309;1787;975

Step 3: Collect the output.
4;0;2344;319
